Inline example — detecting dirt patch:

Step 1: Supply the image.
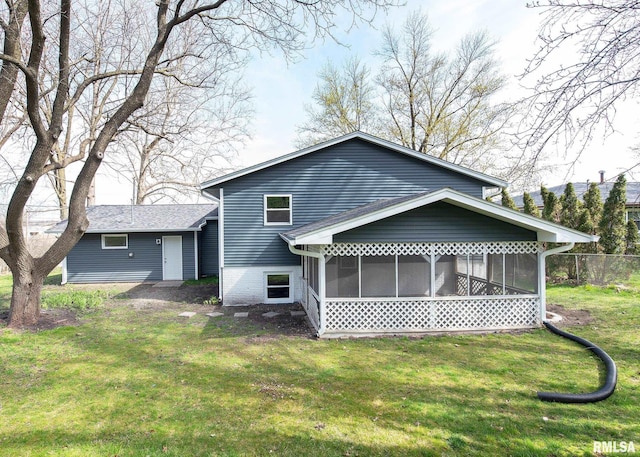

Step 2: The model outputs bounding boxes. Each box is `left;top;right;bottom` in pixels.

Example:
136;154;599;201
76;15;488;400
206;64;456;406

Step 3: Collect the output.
0;308;80;332
546;303;593;327
1;282;315;336
122;283;217;303
230;304;315;340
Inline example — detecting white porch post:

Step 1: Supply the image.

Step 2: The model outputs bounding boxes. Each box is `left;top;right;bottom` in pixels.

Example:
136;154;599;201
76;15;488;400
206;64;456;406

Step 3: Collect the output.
319;253;326;335
287;244;326;335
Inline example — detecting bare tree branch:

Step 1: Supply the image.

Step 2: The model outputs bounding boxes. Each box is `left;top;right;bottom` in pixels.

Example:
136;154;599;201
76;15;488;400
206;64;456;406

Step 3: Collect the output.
519;0;640;158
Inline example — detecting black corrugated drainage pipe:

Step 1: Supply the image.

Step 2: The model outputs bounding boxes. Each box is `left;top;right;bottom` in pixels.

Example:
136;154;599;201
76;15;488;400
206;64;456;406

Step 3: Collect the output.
537;322;617;403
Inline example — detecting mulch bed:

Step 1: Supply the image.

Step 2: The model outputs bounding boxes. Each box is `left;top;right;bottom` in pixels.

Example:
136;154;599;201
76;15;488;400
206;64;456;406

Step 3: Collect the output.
1;281;593;335
0;308;80;331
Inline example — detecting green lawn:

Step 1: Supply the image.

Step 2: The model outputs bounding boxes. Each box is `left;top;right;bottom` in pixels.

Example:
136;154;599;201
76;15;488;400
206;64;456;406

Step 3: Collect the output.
0;276;638;456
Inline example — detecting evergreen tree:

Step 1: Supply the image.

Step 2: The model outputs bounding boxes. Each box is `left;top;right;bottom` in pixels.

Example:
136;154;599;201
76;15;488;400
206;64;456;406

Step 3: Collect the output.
540;185;550;207
599;174;627;254
583;182;603;228
501;188;518;210
560;183;582;229
575;207;599;254
542;190;560;223
574;209;598;252
522;192;541;217
625;220;639;255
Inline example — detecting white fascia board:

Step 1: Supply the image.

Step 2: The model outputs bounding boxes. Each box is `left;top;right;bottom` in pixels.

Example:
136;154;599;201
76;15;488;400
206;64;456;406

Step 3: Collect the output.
285;188;598;245
285;190;451;245
199;132;507;190
85;228;203;233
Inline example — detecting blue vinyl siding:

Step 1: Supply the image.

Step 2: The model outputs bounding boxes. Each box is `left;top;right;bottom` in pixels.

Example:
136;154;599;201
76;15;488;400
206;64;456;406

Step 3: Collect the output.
335;202;537;243
199;220;219;277
219;138;493;266
67;232;197;283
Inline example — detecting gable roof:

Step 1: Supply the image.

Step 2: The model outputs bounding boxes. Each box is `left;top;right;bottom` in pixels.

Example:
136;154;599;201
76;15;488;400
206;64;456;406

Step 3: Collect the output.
280;188;598;245
48;204;218;234
200;132;507;190
513;181;640;208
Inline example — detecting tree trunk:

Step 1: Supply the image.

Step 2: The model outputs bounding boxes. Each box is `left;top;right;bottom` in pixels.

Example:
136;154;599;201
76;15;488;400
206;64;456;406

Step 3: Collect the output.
7;269;43;328
53;167;69;220
87;178;95;207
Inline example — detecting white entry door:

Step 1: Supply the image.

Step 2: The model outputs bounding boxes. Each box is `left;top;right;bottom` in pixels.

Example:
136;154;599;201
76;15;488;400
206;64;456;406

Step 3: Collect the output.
162;236;183;280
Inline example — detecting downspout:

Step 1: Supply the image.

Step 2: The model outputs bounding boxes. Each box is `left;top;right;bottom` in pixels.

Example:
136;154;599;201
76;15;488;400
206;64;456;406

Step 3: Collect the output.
539;242;574;323
287;244;326;337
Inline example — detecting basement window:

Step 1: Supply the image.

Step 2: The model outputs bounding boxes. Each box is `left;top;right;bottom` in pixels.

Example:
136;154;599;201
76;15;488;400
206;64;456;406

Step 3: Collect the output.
101;234;128;250
266;273;291;302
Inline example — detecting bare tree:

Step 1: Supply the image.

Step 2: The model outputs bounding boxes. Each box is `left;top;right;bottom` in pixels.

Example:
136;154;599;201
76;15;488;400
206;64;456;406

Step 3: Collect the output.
520;1;640;157
108;42;252;204
1;0;152;219
377;12;510;168
296;56;377;146
0;0;398;328
296;11;511;171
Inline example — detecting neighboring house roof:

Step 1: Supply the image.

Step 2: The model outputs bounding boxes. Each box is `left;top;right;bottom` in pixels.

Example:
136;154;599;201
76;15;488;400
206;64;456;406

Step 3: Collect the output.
48;204;218;234
513;182;640;208
200;131;508;191
280;188;598;245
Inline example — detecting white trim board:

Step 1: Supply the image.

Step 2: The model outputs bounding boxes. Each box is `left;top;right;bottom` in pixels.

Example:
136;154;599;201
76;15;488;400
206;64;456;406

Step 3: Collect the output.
281;188;599;246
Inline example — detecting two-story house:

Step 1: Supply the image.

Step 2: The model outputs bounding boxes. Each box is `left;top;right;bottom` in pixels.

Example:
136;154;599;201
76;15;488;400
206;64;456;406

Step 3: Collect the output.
53;132;597;336
199;132;596;337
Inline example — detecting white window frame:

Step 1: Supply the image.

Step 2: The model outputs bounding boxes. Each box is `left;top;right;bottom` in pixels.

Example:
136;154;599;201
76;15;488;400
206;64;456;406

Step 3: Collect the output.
264;194;292;226
265;272;293;303
101;234;128;250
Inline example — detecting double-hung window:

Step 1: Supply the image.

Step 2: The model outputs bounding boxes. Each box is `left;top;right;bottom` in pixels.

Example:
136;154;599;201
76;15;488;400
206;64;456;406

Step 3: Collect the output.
264;194;292;225
266;273;292;302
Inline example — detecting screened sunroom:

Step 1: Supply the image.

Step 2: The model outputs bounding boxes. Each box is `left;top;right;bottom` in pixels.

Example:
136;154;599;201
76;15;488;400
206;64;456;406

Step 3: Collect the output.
281;189;597;338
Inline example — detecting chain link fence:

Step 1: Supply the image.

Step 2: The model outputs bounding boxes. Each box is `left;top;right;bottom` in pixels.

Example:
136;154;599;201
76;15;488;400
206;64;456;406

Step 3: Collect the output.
548;253;640;285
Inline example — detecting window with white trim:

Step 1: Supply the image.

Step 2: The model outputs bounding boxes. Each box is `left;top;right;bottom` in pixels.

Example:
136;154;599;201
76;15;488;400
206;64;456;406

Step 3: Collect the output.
101;234;128;249
266;273;291;301
264;194;292;225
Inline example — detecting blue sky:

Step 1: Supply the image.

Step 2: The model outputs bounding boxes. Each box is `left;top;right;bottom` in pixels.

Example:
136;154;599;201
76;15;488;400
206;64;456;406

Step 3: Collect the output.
240;0;638;188
83;0;638;206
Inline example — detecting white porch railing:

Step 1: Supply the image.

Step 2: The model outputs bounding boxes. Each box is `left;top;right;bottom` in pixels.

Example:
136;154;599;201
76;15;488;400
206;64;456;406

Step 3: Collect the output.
300;278;320;331
323;296;539;334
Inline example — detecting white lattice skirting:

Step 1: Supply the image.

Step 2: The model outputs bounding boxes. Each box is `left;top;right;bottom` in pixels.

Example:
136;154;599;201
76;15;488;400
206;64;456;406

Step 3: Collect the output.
321;241;543;257
324;297;540;334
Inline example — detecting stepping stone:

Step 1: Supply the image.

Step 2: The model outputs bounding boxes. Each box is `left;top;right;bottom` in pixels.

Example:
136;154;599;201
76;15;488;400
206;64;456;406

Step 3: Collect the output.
178;311;196;318
234;312;249;318
206;312;224;318
262;311;281;318
290;311;306;317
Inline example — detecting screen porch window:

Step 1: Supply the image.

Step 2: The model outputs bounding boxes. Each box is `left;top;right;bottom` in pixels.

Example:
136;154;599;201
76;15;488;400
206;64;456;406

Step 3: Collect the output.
264;195;292;225
266;273;291;300
101;234;128;249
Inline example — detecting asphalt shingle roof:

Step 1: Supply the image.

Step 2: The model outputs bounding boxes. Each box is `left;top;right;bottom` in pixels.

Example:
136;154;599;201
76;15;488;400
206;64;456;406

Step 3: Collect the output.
48;204;218;233
281;192;430;242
